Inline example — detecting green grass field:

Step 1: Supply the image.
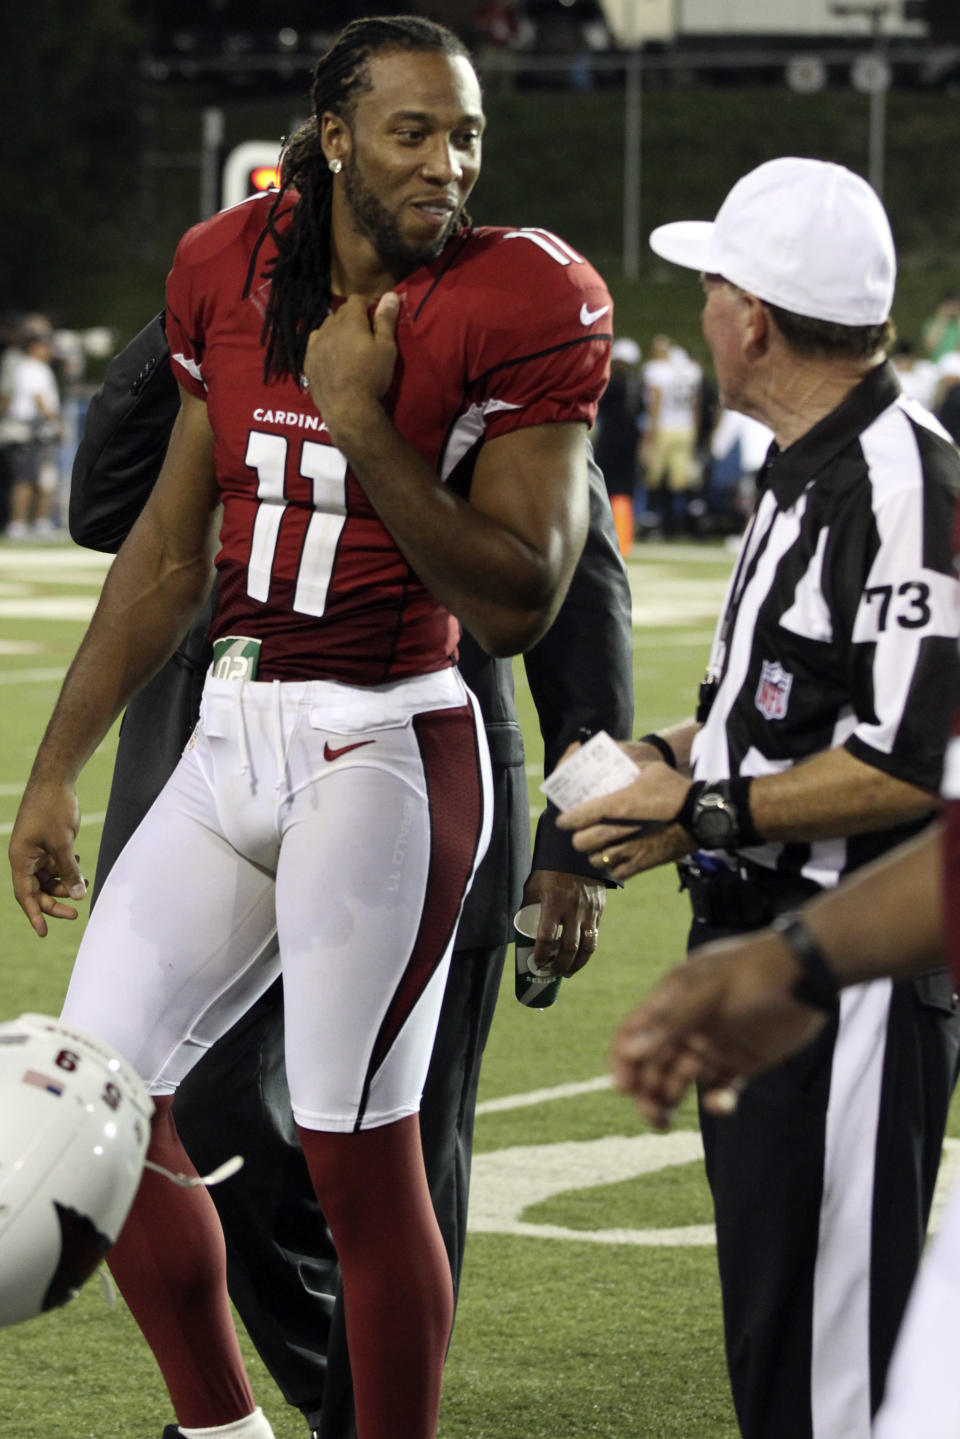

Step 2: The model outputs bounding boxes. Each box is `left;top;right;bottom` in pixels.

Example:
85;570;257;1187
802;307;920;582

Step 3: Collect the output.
0;536;950;1439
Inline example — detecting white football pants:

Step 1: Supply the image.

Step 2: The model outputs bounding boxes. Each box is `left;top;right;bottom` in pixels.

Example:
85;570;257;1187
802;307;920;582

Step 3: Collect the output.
62;667;491;1132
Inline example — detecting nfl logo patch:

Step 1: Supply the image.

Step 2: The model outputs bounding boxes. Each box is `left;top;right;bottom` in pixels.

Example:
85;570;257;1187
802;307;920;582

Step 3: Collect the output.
755;660;793;721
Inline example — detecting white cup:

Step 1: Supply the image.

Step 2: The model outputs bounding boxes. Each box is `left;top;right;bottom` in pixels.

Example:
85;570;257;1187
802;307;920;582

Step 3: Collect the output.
513;903;562;1009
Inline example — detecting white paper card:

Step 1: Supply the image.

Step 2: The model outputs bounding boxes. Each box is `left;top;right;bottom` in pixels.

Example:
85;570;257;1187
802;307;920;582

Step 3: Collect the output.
541;730;641;811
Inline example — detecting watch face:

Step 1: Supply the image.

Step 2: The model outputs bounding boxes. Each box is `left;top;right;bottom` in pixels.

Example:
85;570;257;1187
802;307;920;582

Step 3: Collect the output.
694;793;736;849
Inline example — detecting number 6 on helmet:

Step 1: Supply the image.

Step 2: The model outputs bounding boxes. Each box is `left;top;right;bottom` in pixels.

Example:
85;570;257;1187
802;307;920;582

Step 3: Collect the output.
0;1012;153;1326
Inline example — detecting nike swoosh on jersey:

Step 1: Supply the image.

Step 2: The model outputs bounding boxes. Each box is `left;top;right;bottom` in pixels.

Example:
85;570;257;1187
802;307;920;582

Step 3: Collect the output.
323;739;376;762
580;302;611;326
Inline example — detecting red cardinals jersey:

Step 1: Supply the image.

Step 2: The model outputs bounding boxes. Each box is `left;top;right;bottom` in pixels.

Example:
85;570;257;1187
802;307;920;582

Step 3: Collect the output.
165;193;612;683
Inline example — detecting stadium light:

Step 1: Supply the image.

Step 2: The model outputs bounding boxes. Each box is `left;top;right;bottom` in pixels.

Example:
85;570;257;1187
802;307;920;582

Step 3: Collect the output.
221;139;282;210
830;2;889;196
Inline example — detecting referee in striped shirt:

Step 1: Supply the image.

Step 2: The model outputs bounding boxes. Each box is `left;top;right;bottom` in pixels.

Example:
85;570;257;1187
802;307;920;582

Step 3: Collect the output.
558;157;960;1439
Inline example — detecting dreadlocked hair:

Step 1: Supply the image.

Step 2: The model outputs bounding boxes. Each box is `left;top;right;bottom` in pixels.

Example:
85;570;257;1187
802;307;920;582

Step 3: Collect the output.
258;15;472;385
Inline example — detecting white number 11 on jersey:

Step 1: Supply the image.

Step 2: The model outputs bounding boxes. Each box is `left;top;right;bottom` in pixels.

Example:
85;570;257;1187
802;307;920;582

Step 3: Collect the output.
244;430;348;617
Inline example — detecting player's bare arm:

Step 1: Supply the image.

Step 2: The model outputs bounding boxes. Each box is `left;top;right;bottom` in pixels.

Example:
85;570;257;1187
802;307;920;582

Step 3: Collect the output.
558;741;937;880
305;291;590;656
9;388;219;936
610;823;944;1128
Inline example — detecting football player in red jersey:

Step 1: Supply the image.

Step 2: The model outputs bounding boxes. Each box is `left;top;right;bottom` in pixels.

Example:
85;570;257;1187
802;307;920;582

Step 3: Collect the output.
8;16;612;1439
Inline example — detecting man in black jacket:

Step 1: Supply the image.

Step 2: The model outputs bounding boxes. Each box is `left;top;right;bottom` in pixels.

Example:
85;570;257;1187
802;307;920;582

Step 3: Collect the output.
69;311;634;1438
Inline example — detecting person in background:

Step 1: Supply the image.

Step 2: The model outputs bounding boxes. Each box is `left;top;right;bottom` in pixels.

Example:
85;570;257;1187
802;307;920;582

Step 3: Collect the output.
593;335;643;557
0;313;23;531
3;320;61;539
706;407;774;541
933;350;960;444
890;337;938;411
641;334;701;538
921;289;960;361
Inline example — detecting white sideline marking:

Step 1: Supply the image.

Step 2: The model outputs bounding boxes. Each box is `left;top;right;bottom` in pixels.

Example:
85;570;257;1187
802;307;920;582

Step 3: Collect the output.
0;668;68;684
468;1131;716;1246
627;543;734;566
476;1075;612;1115
633;629;713;648
0;598;99;620
470;1104;960;1246
0;545;109;620
625;561;729;628
0;545;110;570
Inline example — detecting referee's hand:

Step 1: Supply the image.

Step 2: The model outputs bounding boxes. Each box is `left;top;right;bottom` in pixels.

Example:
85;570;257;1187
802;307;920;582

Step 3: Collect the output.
557;754;692;880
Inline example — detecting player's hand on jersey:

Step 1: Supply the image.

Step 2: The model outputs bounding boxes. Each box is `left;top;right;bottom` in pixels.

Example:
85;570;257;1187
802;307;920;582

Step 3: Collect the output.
556;755;693;879
304;291;400;448
610;932;831;1130
9;778;87;938
520;869;606;976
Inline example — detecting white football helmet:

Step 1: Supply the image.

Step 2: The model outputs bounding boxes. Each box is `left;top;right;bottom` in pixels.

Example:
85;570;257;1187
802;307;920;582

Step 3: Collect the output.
0;1013;153;1326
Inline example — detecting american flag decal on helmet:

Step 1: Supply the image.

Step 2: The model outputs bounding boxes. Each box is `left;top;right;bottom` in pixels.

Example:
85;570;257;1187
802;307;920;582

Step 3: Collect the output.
22;1070;65;1097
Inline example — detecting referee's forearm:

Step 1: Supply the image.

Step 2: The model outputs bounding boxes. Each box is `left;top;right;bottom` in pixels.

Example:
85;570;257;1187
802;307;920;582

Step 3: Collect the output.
746;746;937;843
636;718;700;775
795;825;943;985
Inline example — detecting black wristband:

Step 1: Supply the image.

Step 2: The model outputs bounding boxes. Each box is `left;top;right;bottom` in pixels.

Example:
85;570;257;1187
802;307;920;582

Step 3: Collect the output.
674;780;706;836
724;776;761;847
772;915;840;1013
637;732;678;769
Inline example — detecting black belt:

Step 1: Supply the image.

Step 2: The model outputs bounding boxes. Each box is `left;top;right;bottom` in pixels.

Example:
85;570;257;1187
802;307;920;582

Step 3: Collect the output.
678;853;822;930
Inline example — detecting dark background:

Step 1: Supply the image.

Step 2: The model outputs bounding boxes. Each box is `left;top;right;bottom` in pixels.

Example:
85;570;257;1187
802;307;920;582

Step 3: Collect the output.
5;0;960;366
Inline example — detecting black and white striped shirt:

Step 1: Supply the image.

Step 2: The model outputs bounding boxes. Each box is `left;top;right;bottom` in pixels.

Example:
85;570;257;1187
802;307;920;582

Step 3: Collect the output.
692;360;960;889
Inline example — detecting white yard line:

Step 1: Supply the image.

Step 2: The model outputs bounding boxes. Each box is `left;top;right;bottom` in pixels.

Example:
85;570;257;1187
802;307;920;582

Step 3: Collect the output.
0;545;110;571
0;668;69;684
470;1100;960;1245
476;1074;612;1114
0;599;100;620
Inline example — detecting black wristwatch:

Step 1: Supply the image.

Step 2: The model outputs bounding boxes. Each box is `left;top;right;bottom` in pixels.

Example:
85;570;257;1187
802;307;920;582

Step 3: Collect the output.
676;779;760;850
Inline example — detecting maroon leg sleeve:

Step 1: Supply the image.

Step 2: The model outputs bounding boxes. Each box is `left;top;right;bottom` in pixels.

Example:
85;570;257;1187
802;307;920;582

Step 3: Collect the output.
107;1096;256;1428
298;1116;453;1439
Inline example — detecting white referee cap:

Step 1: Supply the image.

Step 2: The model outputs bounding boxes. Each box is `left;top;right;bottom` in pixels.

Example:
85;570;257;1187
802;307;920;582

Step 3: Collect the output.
649;157;896;327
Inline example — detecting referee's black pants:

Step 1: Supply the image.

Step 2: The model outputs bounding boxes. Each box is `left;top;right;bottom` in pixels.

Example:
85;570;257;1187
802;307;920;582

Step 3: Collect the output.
690;917;960;1439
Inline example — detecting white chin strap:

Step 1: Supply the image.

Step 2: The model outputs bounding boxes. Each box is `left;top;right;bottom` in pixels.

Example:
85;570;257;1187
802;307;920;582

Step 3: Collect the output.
96;1154;245;1307
142;1153;245;1188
